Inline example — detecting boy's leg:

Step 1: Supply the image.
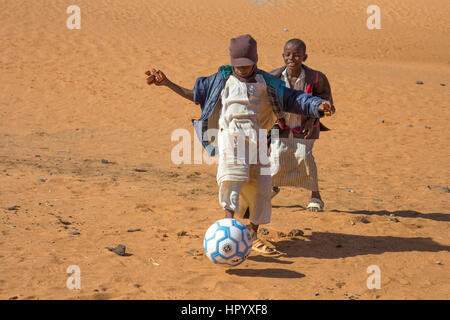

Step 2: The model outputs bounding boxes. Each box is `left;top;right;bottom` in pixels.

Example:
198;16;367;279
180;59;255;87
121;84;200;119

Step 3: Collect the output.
303;139;324;211
241;167;281;255
219;181;243;218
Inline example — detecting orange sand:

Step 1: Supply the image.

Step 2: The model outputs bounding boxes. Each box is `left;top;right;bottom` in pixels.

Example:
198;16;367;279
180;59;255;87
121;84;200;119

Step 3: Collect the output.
0;0;449;300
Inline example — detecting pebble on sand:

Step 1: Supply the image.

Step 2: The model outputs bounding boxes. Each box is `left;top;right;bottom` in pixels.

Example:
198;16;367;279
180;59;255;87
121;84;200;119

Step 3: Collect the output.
105;244;128;256
69;231;80;235
416;80;424;85
288;229;304;237
360;216;370;223
7;205;20;210
177;231;188;236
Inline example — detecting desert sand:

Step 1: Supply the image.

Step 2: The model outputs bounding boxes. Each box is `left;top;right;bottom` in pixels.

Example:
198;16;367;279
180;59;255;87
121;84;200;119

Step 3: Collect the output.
0;0;449;300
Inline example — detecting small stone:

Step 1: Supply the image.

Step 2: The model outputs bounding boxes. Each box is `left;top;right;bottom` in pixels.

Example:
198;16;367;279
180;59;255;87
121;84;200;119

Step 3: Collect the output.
288;229;304;237
9;296;18;300
380;120;385;123
408;124;413;128
7;205;20;211
424;126;431;129
38;178;46;183
416;80;424;85
101;159;111;164
69;232;80;235
283;28;288;32
105;244;127;256
360;216;370;224
348;189;355;193
35;154;41;157
336;244;343;248
162;233;168;238
258;228;270;235
388;217;399;222
127;228;141;233
58;218;72;225
134;168;148;172
314;292;319;296
327;287;334;290
177;231;188;236
436;261;442;265
372;198;383;202
440;83;446;86
351;221;355;225
277;231;287;238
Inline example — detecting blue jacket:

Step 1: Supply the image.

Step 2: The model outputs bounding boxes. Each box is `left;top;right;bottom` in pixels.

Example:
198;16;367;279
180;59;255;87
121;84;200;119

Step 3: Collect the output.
192;65;325;156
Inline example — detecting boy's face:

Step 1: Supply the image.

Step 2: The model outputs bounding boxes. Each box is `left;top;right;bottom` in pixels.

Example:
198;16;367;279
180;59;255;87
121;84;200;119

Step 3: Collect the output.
282;44;306;72
233;65;255;78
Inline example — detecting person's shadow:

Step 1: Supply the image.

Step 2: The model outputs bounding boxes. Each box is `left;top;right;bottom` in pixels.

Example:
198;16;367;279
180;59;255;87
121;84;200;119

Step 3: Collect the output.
275;232;450;259
226;268;305;279
330;209;450;222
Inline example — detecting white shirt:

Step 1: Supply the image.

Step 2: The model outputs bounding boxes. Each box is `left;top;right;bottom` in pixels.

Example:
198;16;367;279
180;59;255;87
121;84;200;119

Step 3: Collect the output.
281;68;306;128
219;74;274;133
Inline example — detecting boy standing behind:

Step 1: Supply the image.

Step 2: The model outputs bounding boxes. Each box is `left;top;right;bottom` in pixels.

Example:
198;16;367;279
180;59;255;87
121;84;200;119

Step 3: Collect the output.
270;38;335;212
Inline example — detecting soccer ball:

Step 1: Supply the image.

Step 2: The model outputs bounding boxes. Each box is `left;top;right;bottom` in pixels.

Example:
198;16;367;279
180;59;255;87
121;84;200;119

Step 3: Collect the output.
204;218;253;267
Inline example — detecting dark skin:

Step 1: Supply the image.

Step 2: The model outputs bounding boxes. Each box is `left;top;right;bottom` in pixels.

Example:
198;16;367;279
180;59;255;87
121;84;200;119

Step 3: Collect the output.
281;43;324;208
145;65;332;241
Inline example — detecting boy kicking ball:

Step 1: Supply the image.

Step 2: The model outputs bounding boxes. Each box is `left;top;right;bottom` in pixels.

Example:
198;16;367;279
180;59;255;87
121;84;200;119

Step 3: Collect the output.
146;35;333;255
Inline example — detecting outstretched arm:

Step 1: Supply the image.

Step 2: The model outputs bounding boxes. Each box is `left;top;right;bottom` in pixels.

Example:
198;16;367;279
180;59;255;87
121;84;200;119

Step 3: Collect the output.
146;69;194;102
282;87;333;118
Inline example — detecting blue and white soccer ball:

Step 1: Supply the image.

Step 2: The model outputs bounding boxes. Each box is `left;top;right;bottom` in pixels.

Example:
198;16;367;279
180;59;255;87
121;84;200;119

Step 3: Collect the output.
204;218;253;267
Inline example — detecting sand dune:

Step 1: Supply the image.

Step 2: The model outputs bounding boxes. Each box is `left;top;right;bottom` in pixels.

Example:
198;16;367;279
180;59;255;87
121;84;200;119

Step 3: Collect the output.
0;0;449;300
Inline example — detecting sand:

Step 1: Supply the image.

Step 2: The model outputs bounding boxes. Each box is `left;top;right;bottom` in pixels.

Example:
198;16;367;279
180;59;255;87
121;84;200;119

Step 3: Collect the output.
0;0;449;300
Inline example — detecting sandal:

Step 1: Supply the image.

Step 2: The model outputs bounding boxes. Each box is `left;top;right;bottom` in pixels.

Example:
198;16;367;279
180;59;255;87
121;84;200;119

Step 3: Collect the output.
252;238;282;256
306;198;324;212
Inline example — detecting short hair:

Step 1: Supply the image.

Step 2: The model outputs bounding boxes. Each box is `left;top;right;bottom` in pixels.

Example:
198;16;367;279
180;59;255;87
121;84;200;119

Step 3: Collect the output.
284;38;306;53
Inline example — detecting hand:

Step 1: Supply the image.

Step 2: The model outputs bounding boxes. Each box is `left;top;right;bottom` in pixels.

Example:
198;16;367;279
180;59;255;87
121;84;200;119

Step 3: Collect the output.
318;101;334;116
145;69;169;86
302;117;315;139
